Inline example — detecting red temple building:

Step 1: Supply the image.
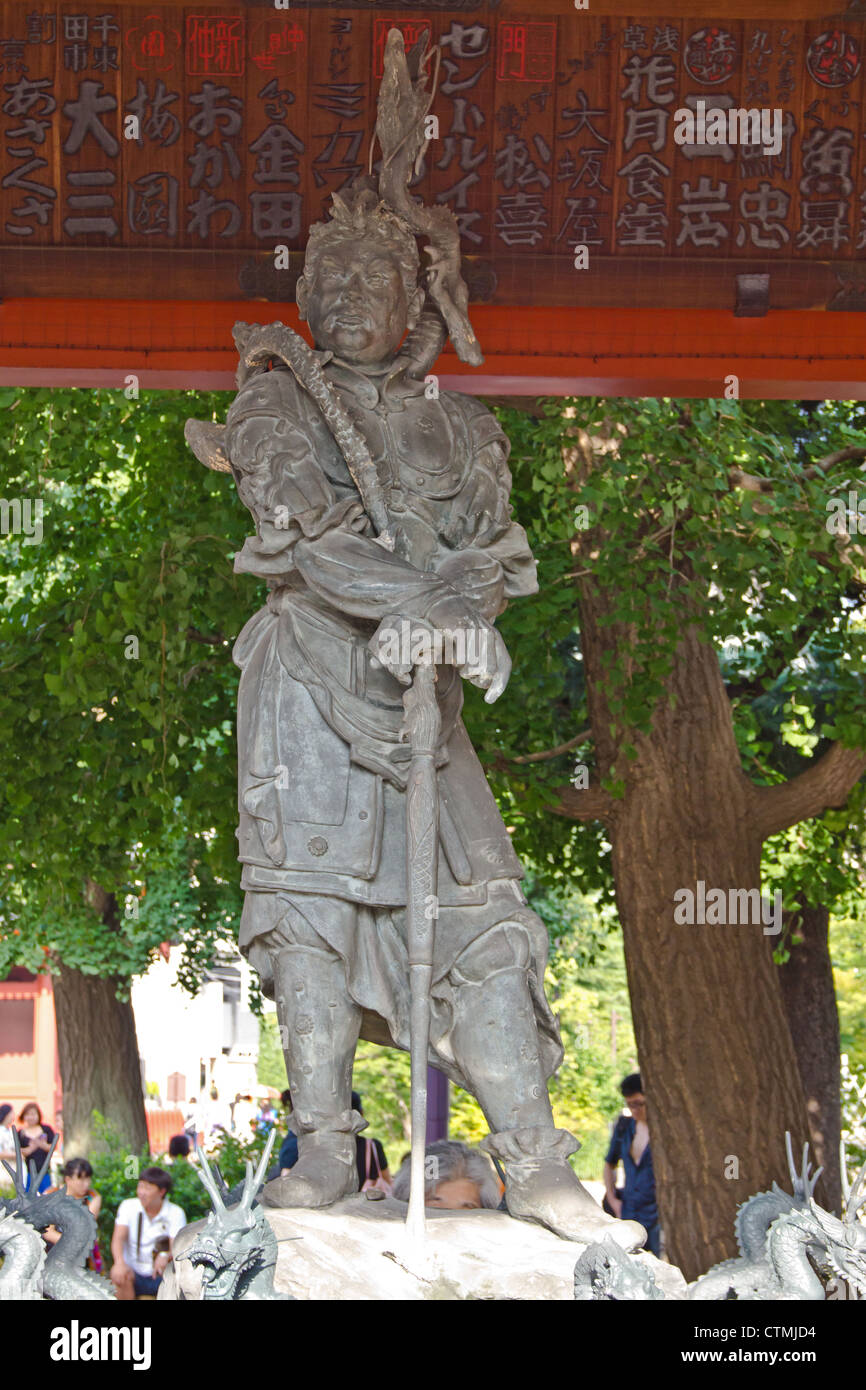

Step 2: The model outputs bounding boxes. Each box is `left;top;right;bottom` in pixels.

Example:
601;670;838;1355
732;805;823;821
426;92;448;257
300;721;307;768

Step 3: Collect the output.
0;970;62;1127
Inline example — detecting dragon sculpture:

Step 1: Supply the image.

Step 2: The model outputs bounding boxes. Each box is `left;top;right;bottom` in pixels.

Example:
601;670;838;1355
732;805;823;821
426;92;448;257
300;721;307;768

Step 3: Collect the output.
162;1130;291;1300
0;1210;47;1300
574;1135;866;1301
573;1237;665;1301
0;1131;113;1300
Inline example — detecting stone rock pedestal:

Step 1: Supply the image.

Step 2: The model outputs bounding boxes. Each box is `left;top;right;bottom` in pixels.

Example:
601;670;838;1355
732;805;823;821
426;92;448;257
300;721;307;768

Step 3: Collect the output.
166;1194;688;1301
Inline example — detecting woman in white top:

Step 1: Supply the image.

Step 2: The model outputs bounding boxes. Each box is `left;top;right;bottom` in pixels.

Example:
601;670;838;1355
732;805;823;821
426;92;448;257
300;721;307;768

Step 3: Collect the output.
0;1104;16;1162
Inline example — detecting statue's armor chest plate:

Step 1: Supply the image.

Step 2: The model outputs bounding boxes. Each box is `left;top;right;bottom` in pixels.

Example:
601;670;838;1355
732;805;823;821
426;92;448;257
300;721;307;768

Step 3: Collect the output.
334;387;468;502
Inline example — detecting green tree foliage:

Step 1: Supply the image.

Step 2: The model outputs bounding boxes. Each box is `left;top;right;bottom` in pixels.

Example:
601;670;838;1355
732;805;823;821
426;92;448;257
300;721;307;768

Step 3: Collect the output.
835;908;866;1165
725;637;866;964
468;397;866;875
352;1044;412;1165
833;913;866;1073
256;1014;288;1093
0;388;253;988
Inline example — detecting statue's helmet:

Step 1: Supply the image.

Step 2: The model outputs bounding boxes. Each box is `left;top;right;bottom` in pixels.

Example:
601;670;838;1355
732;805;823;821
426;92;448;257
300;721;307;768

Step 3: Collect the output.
297;179;424;328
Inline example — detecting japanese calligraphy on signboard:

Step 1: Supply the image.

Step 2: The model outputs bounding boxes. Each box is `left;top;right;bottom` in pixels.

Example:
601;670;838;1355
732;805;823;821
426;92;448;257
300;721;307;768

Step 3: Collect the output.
2;8;865;265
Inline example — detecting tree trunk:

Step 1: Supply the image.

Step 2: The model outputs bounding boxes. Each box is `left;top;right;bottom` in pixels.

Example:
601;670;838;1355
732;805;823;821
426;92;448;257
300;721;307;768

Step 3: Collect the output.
53;967;148;1156
779;904;842;1212
577;593;810;1281
52;881;148;1156
544;422;866;1279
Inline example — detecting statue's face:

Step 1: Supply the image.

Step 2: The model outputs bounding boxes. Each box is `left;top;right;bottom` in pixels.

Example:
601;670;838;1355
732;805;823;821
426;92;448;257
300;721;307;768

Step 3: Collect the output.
302;239;410;364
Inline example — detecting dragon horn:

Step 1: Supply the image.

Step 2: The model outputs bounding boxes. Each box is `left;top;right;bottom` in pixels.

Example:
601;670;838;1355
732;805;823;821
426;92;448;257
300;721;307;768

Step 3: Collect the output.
843;1150;866;1224
839;1139;861;1209
784;1131;799;1193
841;1138;850;1207
242;1129;276;1211
799;1141;821;1199
5;1128;26;1195
241;1158;254;1204
214;1165;233;1206
195;1145;227;1214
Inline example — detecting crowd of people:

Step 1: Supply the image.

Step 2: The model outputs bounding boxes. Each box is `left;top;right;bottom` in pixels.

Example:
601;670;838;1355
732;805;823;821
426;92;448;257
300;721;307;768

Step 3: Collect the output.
0;1101;56;1191
0;1071;658;1295
0;1100;184;1294
177;1088;279;1149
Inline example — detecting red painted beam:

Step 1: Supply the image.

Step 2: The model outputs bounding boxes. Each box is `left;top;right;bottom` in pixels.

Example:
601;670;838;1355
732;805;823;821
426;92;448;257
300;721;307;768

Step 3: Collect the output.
2;300;866;399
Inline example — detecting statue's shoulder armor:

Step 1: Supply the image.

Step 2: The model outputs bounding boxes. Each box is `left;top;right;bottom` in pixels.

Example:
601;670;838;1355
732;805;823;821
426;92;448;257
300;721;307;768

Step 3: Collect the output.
227;365;314;431
439;390;513;511
225;366;328;477
441;389;511;462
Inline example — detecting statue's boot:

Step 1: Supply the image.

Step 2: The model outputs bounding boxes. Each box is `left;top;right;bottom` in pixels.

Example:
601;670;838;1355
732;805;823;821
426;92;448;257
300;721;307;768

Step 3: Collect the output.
481;1126;646;1252
449;939;645;1252
262;944;365;1210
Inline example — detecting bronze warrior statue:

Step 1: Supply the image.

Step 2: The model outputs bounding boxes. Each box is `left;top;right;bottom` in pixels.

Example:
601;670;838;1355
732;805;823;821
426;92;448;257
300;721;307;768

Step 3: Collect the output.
187;31;643;1253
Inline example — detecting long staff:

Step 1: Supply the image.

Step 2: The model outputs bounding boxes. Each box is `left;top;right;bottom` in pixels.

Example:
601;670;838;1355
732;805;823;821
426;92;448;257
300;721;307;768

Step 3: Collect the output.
401;655;440;1254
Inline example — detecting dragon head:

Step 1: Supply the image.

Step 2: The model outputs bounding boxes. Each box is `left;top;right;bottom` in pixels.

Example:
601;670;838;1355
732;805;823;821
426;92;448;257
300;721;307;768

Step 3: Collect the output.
810;1143;866;1298
574;1237;665;1301
778;1141;866;1299
180;1130;281;1301
189;1203;276;1301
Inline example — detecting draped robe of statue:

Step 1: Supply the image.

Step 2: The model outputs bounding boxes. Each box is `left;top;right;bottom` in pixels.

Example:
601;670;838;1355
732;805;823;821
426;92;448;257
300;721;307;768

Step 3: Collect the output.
226;354;564;1093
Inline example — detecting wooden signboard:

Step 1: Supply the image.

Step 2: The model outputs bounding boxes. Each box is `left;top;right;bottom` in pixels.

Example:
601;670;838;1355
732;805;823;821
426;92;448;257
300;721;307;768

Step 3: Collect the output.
2;4;866;284
1;1;865;395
